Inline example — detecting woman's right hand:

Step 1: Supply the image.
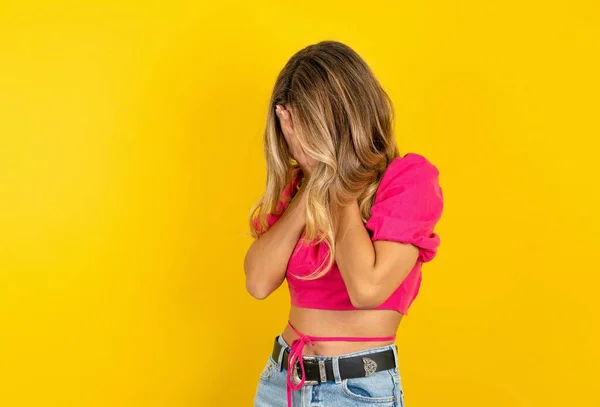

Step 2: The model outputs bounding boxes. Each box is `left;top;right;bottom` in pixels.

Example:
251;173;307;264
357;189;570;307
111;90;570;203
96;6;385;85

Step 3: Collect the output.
275;104;318;179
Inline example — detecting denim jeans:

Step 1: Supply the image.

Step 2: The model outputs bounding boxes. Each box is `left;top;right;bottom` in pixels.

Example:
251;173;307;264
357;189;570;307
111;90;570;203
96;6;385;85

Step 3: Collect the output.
254;335;405;407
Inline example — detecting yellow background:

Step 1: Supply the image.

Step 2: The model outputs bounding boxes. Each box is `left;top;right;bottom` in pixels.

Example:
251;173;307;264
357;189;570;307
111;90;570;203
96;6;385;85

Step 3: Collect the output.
1;1;598;406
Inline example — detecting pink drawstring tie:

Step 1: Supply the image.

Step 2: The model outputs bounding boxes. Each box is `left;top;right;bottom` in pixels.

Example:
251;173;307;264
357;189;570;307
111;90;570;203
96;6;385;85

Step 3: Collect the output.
284;321;396;407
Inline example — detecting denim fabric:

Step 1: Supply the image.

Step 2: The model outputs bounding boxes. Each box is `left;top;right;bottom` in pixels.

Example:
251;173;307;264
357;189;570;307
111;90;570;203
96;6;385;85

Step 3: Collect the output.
254;335;405;407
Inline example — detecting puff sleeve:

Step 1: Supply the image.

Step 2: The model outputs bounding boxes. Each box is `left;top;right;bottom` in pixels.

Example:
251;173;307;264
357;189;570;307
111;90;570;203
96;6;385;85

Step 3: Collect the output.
365;154;443;262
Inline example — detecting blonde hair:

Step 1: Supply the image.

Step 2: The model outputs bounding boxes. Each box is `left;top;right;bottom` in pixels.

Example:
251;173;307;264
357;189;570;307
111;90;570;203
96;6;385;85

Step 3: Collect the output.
249;40;400;279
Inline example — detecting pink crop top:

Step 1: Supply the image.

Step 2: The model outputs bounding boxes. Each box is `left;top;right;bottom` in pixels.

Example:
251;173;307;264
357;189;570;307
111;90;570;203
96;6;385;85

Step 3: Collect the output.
256;153;443;315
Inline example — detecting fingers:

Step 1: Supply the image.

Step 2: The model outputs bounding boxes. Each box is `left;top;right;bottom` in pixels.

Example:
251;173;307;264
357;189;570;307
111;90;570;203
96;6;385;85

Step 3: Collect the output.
275;104;302;162
275;105;291;147
275;105;294;135
275;104;287;120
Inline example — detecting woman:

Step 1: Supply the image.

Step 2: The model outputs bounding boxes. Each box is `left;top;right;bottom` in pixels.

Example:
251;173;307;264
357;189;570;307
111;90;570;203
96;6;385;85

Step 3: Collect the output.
244;41;443;407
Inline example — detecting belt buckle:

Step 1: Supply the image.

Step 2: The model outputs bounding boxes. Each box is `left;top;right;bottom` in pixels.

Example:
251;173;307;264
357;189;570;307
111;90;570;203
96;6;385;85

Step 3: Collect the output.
291;356;319;386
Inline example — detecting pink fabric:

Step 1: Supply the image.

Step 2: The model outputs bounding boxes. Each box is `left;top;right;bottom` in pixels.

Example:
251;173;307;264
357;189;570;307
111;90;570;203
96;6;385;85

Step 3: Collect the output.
285;321;396;407
254;153;444;315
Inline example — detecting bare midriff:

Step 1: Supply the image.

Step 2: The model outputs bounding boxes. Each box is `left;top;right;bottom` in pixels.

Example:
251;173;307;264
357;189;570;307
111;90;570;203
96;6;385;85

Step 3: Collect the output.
281;306;402;357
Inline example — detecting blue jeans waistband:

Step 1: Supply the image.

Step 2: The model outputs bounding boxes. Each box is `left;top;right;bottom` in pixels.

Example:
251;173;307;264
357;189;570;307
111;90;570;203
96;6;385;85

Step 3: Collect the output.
273;334;399;369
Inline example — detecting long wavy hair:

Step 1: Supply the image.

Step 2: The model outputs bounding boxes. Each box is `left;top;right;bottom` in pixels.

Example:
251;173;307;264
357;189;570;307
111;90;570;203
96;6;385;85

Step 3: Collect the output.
249;40;400;280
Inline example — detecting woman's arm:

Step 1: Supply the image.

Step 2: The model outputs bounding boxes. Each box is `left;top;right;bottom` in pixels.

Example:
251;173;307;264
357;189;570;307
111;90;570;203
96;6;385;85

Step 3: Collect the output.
334;202;419;309
244;187;308;300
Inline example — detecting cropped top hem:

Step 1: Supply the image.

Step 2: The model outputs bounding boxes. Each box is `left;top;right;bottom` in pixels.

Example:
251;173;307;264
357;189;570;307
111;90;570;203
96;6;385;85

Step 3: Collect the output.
290;300;410;315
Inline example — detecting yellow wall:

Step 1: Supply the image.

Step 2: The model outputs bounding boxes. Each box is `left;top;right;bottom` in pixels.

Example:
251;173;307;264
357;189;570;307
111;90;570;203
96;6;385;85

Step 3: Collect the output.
1;1;598;406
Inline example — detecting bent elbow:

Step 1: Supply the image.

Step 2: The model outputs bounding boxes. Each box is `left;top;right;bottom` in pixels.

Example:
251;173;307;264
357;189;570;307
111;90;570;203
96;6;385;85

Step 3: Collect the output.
246;280;272;300
245;272;280;300
243;251;284;300
244;255;266;299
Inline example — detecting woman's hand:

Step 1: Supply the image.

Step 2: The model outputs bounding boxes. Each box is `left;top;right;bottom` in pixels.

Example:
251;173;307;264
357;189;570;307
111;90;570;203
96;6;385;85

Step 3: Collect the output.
275;104;318;179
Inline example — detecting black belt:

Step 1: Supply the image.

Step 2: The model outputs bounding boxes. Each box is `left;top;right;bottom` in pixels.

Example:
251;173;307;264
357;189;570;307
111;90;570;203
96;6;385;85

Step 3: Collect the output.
270;336;397;385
